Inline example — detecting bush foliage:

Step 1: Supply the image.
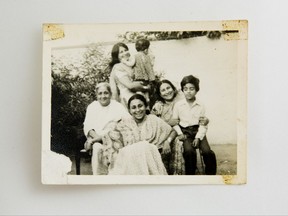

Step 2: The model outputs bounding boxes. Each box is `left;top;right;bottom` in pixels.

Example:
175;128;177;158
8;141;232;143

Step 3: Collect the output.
118;31;223;43
51;44;110;155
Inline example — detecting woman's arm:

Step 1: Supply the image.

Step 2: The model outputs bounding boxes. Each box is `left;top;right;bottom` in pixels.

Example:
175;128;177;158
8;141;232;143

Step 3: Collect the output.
199;116;209;126
167;118;179;127
118;75;148;92
151;101;163;117
122;55;135;67
162;129;177;154
84;129;102;151
170;101;183;136
168;129;177;142
87;129;102;142
109;71;120;102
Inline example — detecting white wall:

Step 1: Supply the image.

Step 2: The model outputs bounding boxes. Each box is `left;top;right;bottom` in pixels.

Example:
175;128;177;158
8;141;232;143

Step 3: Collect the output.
149;37;238;144
53;36;238;145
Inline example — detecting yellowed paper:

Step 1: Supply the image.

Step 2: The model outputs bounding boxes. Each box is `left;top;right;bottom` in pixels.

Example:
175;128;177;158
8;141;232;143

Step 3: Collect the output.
42;21;248;185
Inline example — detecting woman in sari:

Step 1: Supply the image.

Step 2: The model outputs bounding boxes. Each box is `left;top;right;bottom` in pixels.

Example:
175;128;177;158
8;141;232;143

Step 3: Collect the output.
102;94;177;175
151;80;185;175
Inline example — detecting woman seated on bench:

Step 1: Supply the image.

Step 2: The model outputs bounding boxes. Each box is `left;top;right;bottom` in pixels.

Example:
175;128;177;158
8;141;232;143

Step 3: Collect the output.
83;82;130;175
102;94;177;175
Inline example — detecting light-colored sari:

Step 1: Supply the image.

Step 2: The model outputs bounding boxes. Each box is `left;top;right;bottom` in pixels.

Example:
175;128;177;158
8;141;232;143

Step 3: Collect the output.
116;115;172;149
102;115;172;175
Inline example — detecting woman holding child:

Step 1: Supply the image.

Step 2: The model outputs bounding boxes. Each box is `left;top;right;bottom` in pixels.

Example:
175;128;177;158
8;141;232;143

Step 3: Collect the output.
91;40;216;175
109;42;149;108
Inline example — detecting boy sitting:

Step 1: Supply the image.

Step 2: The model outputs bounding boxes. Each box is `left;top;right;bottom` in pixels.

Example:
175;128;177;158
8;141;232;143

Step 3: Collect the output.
172;75;217;175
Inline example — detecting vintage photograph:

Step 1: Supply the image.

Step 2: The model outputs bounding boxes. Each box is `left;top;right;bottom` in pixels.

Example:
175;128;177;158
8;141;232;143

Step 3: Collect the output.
42;21;247;184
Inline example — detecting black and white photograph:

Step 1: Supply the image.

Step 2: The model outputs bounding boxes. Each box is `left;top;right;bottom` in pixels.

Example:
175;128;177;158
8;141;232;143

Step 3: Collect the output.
4;0;288;214
42;21;247;184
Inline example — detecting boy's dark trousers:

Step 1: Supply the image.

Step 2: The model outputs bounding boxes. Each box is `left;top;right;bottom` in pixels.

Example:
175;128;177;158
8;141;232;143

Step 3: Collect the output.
180;125;217;175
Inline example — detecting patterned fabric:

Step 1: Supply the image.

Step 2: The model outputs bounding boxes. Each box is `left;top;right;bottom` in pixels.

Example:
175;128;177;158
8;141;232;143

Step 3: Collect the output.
102;114;172;175
170;137;185;175
102;129;124;172
117;115;172;149
134;52;155;81
151;93;186;175
151;93;183;122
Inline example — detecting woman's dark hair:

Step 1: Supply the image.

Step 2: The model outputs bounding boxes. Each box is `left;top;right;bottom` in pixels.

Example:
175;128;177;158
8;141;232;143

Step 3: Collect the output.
154;79;178;103
127;94;148;109
180;75;200;92
135;39;150;52
109;42;129;68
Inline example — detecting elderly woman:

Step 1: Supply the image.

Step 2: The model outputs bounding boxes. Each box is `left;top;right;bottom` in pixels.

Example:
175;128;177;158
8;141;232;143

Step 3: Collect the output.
109;42;148;108
103;94;177;175
151;80;210;175
83;82;130;175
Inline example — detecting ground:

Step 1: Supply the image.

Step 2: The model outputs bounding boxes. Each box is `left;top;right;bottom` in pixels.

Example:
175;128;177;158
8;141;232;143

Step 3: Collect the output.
69;144;237;175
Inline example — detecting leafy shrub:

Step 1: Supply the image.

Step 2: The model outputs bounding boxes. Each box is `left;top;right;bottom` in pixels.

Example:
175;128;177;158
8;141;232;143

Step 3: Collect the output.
207;31;222;40
117;31;225;43
50;40;180;156
51;44;110;156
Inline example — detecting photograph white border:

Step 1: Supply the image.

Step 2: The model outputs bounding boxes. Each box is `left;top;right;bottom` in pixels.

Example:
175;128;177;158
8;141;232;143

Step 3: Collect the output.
42;21;247;185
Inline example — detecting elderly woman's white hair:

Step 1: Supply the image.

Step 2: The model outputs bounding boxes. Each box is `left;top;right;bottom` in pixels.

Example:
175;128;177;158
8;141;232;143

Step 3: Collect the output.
95;82;112;94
